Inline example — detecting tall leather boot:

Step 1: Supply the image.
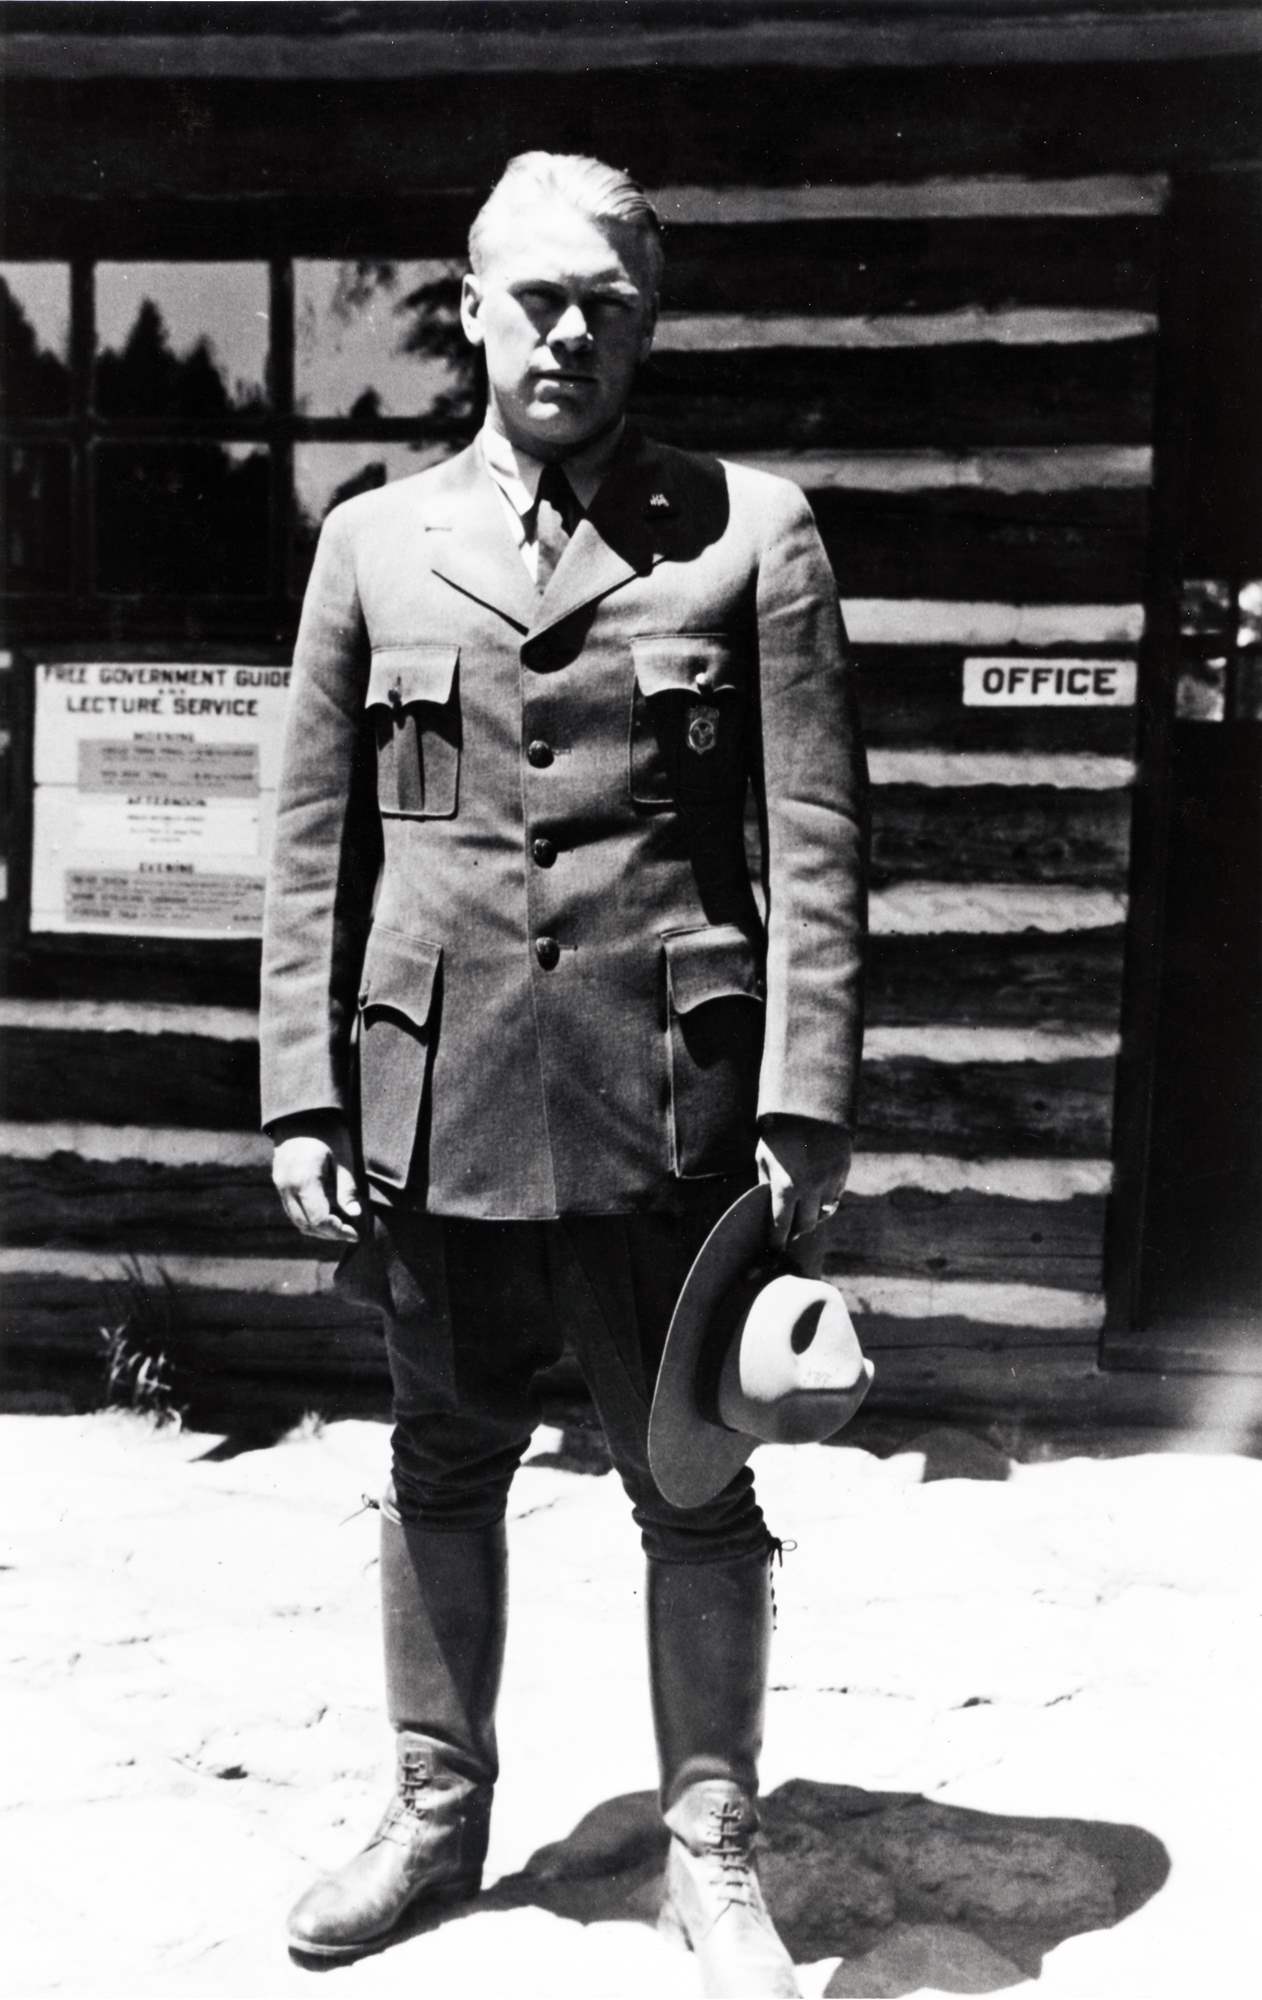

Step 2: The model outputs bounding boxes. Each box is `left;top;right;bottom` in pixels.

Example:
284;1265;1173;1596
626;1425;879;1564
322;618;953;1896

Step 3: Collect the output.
286;1504;507;1960
648;1550;802;1999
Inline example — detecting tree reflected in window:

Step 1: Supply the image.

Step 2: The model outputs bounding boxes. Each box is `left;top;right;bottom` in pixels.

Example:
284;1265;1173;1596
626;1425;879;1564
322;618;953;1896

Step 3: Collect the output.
296;259;474;429
0;265;71;417
95;264;268;418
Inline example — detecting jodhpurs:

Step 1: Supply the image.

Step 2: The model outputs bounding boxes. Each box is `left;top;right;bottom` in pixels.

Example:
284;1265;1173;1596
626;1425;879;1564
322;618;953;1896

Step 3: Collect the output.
337;1182;769;1565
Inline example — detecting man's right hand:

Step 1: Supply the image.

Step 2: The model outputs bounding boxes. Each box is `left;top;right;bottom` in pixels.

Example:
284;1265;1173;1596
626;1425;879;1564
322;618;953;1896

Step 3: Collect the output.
271;1117;363;1242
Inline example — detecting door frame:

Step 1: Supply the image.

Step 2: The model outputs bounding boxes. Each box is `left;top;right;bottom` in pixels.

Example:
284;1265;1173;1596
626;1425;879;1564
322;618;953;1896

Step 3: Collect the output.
1103;166;1261;1370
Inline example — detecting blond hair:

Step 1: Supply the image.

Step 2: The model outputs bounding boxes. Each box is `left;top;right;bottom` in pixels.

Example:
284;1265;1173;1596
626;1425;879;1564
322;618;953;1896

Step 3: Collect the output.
469;152;664;290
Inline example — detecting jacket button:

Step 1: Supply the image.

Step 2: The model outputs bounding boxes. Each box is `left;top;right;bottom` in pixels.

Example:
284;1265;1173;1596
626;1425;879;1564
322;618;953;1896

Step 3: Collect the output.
532;836;557;868
535;935;560;970
527;739;553;768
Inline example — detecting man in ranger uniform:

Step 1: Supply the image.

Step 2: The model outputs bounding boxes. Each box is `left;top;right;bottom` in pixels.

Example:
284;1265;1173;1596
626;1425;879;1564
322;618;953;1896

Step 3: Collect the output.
261;151;866;1997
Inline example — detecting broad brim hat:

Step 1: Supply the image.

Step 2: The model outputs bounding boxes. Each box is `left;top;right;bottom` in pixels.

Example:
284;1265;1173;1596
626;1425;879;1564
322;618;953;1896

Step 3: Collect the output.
649;1184;875;1510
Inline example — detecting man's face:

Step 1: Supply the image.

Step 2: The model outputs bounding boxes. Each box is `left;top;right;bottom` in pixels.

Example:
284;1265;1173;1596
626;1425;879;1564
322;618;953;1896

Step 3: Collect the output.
460;198;658;457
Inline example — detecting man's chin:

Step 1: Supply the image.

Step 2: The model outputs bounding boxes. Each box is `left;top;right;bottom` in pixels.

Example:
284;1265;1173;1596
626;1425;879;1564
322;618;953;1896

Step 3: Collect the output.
513;405;608;455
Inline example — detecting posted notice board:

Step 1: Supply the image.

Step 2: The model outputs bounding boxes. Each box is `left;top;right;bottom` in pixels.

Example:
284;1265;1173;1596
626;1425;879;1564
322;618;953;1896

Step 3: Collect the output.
30;660;292;940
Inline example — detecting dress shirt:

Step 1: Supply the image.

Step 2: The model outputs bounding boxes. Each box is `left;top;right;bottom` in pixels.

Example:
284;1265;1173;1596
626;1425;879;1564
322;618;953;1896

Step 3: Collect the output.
478;418;625;583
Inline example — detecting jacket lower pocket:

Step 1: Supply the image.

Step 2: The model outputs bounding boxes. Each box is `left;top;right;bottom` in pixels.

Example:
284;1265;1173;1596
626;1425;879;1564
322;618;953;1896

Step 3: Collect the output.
664;924;764;1178
356;927;442;1189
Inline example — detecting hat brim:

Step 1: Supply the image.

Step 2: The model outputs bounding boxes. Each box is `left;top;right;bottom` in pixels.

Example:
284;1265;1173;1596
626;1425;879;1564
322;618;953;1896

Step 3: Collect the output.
649;1185;777;1510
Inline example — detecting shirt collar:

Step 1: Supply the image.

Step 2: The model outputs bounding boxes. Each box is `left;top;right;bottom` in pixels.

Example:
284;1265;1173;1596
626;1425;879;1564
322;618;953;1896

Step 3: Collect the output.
478;417;626;517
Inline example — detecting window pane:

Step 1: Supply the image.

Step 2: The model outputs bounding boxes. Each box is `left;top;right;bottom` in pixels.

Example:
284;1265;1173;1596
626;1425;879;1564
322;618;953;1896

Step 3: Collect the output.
95;264;268;417
0;263;71;417
95;444;270;595
291;440;452;594
295;260;472;425
2;443;71;592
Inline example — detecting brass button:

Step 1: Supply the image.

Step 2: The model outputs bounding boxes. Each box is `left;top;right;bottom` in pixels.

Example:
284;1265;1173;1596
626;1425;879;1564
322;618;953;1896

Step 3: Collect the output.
532;836;557;868
527;739;554;768
534;936;560;971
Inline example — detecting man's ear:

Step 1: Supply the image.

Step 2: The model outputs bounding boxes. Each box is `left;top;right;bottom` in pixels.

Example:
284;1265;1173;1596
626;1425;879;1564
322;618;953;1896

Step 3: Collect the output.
460;272;485;348
638;292;659;363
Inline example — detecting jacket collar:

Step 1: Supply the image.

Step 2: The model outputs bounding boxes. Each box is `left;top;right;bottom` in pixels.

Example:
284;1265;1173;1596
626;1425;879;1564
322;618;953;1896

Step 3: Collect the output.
421;430;679;641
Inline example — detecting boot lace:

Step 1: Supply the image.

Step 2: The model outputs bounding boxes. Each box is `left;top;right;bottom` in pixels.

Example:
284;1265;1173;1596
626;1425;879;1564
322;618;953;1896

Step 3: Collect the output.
388;1748;435;1832
705;1799;759;1910
765;1534;796;1632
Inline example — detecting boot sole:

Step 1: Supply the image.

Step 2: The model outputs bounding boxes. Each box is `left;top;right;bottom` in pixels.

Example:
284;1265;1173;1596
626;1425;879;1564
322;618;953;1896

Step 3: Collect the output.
287;1873;482;1962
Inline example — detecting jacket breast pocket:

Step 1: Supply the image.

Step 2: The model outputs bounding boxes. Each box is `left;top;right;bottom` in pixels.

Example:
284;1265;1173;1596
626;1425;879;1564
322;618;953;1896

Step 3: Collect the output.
630;635;747;810
356;927;442;1190
366;644;460;818
664;923;764;1178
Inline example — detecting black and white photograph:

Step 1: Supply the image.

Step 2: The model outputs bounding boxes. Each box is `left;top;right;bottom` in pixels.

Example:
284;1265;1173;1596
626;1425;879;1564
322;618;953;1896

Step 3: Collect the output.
1;5;1260;1997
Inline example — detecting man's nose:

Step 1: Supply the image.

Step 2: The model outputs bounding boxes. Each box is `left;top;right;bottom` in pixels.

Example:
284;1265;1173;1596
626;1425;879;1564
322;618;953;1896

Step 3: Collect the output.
549;303;593;348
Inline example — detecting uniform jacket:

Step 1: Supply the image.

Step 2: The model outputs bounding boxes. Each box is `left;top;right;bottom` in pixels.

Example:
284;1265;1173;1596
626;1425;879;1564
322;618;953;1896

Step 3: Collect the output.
259;429;867;1219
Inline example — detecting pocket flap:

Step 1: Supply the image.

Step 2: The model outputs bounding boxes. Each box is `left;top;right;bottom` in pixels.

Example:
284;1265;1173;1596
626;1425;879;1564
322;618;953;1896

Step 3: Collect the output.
664;925;764;1014
633;635;738;699
358;927;442;1029
367;644;459;710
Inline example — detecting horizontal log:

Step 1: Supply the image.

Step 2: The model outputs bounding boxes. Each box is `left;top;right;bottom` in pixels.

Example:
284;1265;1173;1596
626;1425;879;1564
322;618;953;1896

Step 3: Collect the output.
826;1190;1106;1291
859;1055;1115;1156
661;216;1159;315
6;17;1262;80
632;339;1156;450
870;787;1132;887
854;650;1140;754
869;883;1125;933
0;1027;260;1129
1;1126;1113;1198
11;1328;1238;1438
867;752;1135;789
5;64;1260;216
0;1156;1106;1292
655;309;1156;351
867;929;1126;1027
819;486;1149;602
745;446;1154;494
845;602;1144;646
656;179;1170;223
0;1282;386;1373
0;1029;1113;1151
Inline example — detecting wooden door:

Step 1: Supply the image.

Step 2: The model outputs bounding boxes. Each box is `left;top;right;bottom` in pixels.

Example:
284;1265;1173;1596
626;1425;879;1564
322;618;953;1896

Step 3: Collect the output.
1108;170;1262;1371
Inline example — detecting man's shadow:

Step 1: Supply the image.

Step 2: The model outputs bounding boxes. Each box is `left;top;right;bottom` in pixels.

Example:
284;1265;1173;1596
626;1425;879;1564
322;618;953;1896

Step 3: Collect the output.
472;1778;1169;1996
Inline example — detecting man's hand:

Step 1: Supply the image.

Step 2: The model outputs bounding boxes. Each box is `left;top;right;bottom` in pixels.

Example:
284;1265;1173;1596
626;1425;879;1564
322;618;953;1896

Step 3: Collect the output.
271;1116;363;1242
756;1114;853;1248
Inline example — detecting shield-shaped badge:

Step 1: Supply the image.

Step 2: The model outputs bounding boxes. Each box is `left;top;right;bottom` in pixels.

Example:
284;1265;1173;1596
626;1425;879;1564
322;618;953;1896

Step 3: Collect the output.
687;704;720;756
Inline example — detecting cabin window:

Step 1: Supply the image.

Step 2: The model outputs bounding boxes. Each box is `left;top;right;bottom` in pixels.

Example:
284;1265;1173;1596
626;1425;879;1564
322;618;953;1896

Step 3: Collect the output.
0;255;475;615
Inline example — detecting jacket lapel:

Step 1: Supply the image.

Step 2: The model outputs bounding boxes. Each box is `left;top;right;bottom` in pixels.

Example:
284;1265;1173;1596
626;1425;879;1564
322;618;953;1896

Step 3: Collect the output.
422;445;536;634
526;430;673;644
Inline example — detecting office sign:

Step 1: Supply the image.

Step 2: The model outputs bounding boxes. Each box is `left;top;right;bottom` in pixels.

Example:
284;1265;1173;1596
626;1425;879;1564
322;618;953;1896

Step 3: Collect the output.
963;657;1137;706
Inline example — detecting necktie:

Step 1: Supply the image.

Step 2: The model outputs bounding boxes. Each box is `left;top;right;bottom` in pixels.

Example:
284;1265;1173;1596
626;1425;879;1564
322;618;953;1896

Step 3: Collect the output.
532;462;580;595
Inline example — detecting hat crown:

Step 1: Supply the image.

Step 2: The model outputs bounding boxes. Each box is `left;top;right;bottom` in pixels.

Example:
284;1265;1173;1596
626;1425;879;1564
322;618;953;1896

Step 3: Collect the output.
717;1273;872;1444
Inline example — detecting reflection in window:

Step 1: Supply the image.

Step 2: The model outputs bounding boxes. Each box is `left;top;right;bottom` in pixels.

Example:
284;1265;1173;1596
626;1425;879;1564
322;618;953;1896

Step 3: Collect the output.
290;440;451;594
2;444;71;592
295;260;472;424
95;263;268;417
1236;581;1262;722
0;263;71;416
95;444;270;595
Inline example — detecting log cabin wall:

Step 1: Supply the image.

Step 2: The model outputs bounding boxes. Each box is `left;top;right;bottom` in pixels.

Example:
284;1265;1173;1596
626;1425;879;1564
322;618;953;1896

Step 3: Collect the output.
2;3;1260;1419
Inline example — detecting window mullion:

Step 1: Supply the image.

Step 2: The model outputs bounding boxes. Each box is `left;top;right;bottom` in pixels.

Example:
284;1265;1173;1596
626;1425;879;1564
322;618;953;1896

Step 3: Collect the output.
68;258;94;602
268;258;295;607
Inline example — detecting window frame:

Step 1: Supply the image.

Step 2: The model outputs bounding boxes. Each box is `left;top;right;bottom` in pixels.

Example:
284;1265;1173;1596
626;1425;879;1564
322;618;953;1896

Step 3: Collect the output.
1;217;477;986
